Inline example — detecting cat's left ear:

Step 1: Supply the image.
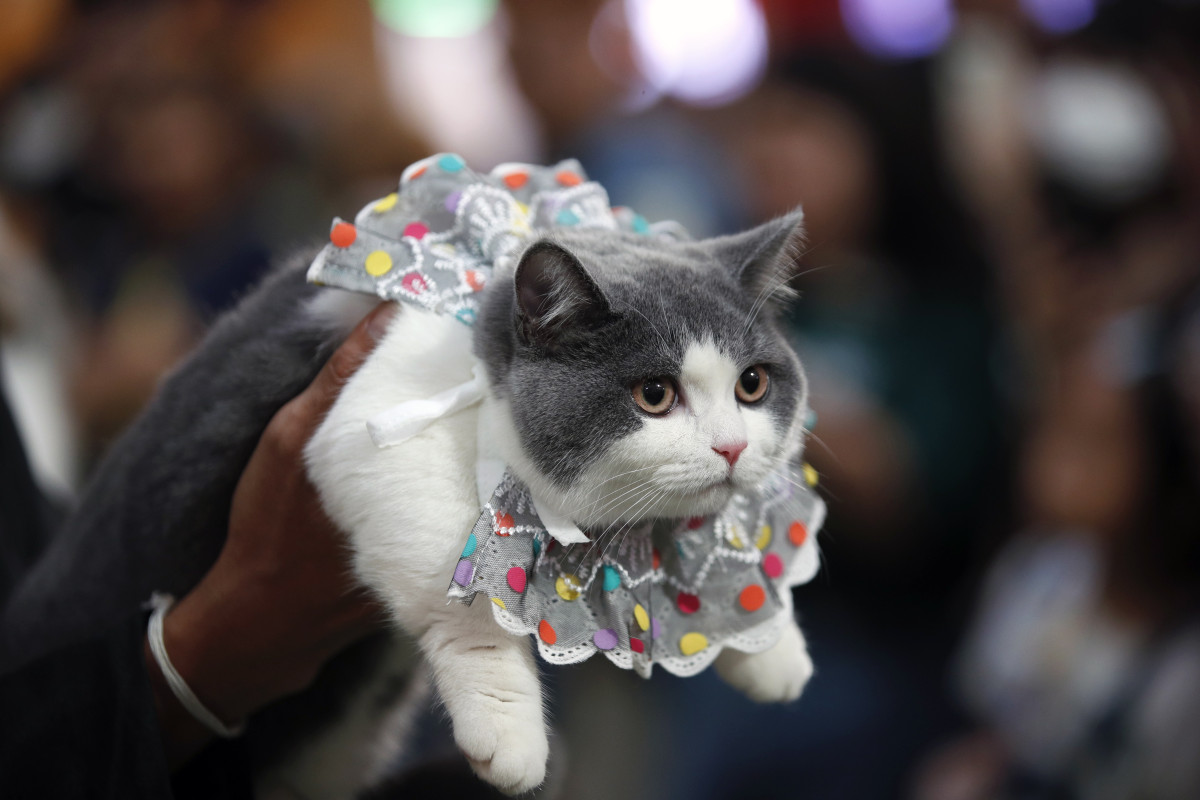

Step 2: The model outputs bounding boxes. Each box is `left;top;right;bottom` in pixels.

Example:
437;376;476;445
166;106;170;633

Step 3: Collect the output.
712;209;806;313
514;240;613;348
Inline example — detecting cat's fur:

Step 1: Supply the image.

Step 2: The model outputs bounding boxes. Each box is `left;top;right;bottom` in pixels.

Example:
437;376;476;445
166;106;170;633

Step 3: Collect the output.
2;211;813;797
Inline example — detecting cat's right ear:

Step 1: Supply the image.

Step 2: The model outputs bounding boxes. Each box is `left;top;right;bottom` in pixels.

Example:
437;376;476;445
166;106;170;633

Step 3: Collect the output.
713;208;807;314
514;240;612;348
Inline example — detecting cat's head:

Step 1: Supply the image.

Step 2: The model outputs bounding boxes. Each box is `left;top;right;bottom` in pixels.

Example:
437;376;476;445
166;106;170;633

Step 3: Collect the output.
476;211;808;527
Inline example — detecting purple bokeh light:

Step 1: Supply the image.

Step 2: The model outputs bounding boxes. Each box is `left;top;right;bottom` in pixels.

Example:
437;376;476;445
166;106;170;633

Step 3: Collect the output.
1020;0;1097;35
841;0;955;60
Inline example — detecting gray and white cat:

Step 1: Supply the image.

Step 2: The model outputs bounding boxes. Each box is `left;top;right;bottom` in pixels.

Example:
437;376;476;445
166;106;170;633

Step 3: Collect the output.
3;207;813;796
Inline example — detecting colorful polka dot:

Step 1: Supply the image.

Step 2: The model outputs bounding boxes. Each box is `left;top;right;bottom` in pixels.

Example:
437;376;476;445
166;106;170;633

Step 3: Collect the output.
556;208;579;226
651;617;662;639
686;516;706;530
507;566;527;593
532;537;542;557
680;632;708;656
453;559;473;586
729;531;746;549
632;214;650;234
593;628;618;650
460;533;477;558
630;637;644;654
373;193;398;213
539;619;557;645
408;165;428;181
438;154;465;172
739;584;766;612
555;574;582;601
602;565;621;591
503;172;529;189
763;552;784;579
652;548;661;569
804;408;818;429
455;308;477;325
365;250;393;277
402;222;429;240
494;511;515;533
330;222;356;248
445;190;462;212
556;170;582;186
803;463;819;487
788;521;808;547
401;272;428;295
492;597;506;610
756;525;772;551
633;604;650;631
676;592;700;614
465;270;485;291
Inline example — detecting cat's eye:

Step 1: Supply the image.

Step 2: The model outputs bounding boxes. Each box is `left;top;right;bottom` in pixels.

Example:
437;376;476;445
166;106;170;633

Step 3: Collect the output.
735;365;769;404
633;377;677;415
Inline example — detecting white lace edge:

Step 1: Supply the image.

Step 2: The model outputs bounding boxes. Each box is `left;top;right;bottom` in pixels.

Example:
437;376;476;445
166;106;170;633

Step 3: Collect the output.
481;545;819;679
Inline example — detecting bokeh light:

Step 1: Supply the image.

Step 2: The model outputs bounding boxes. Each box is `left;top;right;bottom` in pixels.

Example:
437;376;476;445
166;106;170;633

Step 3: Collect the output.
1020;0;1097;34
1026;58;1170;203
624;0;769;107
841;0;955;59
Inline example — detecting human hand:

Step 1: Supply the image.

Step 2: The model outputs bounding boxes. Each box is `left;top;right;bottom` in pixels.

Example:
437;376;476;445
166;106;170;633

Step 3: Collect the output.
145;301;397;764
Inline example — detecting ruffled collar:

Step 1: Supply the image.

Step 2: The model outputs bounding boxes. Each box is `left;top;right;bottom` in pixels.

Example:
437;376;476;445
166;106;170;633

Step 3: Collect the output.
451;462;823;677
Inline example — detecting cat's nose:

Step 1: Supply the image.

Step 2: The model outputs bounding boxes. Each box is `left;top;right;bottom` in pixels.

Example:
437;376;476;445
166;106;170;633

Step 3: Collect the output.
713;441;747;468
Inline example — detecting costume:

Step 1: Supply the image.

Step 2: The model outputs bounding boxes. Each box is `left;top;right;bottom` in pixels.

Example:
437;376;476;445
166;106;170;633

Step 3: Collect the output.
307;154;825;677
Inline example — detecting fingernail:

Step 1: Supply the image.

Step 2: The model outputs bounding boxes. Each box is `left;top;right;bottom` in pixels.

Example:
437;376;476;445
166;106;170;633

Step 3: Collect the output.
366;302;397;342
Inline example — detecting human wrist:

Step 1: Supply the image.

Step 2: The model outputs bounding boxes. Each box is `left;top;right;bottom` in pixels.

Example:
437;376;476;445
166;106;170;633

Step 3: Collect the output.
160;578;332;723
143;631;215;768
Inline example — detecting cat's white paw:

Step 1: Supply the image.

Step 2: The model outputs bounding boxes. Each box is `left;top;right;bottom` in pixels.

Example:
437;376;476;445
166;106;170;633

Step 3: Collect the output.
714;622;814;703
449;691;549;795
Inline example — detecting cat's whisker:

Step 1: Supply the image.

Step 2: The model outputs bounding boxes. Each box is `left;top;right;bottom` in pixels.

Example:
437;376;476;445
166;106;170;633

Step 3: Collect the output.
586;464;665;488
597;485;666;562
741;263;828;337
571;472;657;510
581;477;661;525
598;481;662;533
620;302;672;356
574;476;655;525
802;429;838;463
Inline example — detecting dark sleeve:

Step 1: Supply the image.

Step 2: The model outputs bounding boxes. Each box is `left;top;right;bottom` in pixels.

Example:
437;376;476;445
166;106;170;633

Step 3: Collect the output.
0;613;174;798
0;385;251;798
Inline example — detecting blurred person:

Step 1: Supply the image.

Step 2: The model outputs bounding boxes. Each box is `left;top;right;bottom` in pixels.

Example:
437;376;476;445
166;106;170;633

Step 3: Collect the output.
4;0;429;463
0;0;81;495
916;3;1200;797
915;280;1200;800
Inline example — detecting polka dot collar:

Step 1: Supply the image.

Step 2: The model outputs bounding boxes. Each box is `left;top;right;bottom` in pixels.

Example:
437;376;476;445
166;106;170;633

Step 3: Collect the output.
307;153;679;325
450;461;824;678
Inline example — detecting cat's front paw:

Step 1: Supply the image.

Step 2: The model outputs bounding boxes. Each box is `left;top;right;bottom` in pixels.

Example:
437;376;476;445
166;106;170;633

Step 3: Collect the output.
714;622;814;703
448;689;549;795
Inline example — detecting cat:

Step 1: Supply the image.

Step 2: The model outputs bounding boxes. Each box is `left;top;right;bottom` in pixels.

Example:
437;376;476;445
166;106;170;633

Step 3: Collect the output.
2;162;817;797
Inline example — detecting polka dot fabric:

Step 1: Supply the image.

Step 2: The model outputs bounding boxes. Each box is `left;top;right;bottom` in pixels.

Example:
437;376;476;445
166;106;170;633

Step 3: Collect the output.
448;458;825;679
307;153;683;322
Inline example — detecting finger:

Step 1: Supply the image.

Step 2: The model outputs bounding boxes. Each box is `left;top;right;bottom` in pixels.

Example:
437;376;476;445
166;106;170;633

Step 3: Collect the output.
290;301;398;425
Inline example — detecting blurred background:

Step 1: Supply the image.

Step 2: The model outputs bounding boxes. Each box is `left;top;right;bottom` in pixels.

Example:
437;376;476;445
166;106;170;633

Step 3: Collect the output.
2;0;1199;798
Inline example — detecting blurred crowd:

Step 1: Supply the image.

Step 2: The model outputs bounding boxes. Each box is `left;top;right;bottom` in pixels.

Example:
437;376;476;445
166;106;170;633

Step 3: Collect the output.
2;0;1199;798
